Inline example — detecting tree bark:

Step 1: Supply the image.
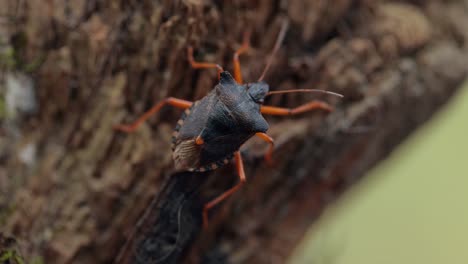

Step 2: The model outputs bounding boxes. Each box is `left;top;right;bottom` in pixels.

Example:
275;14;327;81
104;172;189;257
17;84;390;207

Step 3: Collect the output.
1;0;467;263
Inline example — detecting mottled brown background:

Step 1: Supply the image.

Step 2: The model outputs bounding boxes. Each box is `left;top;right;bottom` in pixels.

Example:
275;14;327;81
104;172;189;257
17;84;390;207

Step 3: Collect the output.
1;0;467;263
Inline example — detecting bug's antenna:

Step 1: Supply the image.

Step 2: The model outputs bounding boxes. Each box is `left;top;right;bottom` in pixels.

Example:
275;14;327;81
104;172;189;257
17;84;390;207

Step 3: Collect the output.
267;89;344;98
258;19;289;82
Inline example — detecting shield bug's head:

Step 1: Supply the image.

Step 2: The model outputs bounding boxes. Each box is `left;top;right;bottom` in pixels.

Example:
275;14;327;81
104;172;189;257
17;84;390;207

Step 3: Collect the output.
247;82;269;104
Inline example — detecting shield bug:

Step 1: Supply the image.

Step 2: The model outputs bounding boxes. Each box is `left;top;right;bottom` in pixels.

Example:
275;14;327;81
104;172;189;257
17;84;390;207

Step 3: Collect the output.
115;21;343;229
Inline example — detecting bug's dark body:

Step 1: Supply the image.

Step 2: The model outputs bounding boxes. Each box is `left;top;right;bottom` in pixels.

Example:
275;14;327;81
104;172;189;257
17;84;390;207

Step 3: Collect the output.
172;71;269;172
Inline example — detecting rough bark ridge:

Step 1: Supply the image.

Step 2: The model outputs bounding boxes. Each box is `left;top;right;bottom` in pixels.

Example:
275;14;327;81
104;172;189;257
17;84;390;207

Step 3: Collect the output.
1;0;467;263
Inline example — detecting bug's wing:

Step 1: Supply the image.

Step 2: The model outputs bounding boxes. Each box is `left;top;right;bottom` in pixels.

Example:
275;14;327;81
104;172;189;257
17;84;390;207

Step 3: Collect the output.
173;139;201;171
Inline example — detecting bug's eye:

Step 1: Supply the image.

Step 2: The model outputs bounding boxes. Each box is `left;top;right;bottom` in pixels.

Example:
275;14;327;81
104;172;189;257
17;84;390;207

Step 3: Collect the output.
248;82;269;104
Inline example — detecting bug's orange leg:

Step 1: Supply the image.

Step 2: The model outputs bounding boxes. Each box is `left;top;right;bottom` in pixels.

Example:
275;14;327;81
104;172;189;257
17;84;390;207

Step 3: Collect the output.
203;151;246;229
255;132;274;165
195;135;204;145
187;47;224;80
114;97;192;133
233;30;251;84
260;100;333;116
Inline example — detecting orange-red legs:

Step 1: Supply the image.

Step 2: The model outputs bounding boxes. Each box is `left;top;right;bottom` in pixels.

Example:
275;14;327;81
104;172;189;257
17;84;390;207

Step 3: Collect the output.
187;46;224;80
255;132;274;164
203;151;246;229
114;97;192;133
195;135;204;145
115;45;227;133
260;100;333;116
233;31;251;84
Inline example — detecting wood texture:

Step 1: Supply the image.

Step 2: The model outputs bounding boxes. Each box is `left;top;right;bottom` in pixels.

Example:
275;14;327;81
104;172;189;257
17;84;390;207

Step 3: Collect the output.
1;0;467;263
